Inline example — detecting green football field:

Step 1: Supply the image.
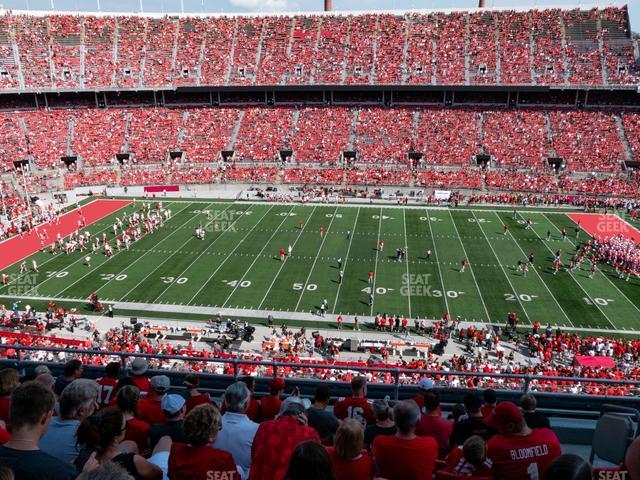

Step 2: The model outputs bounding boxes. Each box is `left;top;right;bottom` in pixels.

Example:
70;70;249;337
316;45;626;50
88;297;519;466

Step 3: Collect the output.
1;199;639;332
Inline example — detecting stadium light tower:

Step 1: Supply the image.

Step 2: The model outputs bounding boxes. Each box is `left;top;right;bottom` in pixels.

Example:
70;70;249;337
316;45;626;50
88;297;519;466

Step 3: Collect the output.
478;0;485;6
325;0;332;11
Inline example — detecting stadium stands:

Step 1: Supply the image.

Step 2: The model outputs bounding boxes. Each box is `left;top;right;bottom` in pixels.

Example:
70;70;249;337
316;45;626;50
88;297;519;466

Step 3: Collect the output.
0;7;632;91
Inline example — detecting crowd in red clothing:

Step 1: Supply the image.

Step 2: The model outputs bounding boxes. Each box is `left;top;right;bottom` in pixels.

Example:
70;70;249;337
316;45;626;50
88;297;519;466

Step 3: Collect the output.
1;105;640;171
0;7;634;93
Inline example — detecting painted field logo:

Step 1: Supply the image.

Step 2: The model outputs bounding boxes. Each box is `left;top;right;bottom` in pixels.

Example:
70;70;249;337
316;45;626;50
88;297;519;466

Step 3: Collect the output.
401;273;432;297
6;273;39;296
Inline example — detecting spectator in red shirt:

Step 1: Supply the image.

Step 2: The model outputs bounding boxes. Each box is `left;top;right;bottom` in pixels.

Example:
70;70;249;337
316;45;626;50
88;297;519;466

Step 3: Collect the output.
116;385;150;455
416;389;453;458
333;376;375;427
250;396;320;480
96;362;120;410
287;440;336;480
444;435;494;477
486;402;562;480
260;377;284;421
138;375;169;425
183;374;211;412
168;403;240;480
129;358;151;394
0;367;19;425
327;418;374;480
411;377;434;413
372;400;438;480
481;389;497;418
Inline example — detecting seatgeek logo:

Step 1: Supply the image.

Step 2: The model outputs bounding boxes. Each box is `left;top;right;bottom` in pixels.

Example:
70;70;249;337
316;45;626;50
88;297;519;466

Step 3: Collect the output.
206;472;238;480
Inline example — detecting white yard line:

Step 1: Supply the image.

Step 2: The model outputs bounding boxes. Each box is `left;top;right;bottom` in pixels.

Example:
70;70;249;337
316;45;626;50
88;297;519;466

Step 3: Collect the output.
102;201;226;298
369;208;383;316
402;208;412;319
491;212;574;327
446;209;491;322
523;213;617;330
258;206;318;310
50;202;208;299
186;205;276;305
27;202;191;297
471;211;531;324
332;208;361;314
221;205;298;308
425;209;450;315
0;202;144;291
557;213;640;319
150;203;254;303
294;205;339;311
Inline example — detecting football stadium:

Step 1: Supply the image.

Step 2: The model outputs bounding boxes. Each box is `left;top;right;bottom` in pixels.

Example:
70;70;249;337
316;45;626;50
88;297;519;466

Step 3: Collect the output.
0;0;639;479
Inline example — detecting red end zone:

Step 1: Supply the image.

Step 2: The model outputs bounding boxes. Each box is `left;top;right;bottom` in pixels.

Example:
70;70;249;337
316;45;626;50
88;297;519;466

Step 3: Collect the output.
567;213;640;243
0;199;131;271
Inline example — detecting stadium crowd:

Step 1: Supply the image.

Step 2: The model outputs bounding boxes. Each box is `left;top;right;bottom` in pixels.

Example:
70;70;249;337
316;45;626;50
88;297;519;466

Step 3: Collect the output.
0;353;636;480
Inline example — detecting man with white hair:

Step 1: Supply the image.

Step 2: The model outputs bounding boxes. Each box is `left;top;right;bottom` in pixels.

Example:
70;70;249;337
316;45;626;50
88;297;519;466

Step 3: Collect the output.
214;381;260;475
39;379;98;463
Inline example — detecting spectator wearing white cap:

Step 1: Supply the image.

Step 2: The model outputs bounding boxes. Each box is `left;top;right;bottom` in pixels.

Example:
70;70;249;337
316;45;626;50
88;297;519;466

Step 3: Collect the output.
214;381;259;475
411;377;433;413
129;358;150;394
149;394;188;449
138;375;169;425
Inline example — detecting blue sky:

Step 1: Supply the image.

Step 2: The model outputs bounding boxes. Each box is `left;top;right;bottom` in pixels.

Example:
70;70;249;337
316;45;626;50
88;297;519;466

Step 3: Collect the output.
4;0;638;32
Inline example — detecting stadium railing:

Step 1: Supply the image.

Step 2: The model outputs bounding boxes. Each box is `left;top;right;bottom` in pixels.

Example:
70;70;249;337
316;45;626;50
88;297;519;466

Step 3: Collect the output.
3;344;640;415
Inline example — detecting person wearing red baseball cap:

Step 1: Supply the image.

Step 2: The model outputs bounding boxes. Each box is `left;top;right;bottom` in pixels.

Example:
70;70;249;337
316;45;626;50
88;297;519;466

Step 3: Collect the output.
260;377;285;422
486;401;561;480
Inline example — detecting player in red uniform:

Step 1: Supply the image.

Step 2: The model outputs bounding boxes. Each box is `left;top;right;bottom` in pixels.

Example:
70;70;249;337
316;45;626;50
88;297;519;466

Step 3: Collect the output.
333;376;375;427
486;402;561;480
369;270;374;284
503;223;509;235
279;248;286;262
319;226;325;237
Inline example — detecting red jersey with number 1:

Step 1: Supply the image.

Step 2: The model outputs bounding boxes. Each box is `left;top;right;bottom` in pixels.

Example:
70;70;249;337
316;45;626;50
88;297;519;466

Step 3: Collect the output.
486;428;561;480
333;397;375;426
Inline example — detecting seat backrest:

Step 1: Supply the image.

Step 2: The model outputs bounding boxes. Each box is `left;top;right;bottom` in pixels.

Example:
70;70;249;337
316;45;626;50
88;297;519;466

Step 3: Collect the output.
591;413;634;465
435;471;493;480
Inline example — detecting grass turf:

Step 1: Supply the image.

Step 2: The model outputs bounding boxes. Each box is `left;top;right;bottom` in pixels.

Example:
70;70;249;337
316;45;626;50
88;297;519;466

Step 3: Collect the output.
1;200;639;332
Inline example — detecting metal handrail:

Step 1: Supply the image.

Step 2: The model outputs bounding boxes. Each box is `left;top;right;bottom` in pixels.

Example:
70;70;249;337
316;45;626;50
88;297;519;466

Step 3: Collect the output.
3;343;640;393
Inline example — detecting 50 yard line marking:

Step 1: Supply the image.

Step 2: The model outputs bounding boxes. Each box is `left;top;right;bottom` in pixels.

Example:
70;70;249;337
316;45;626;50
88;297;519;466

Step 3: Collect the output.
471;211;530;324
294;205;339;312
493;212;573;327
369;208;383;316
332;208;361;314
447;209;491;322
425;210;449;316
221;205;298;308
258;205;318;310
402;208;412;318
